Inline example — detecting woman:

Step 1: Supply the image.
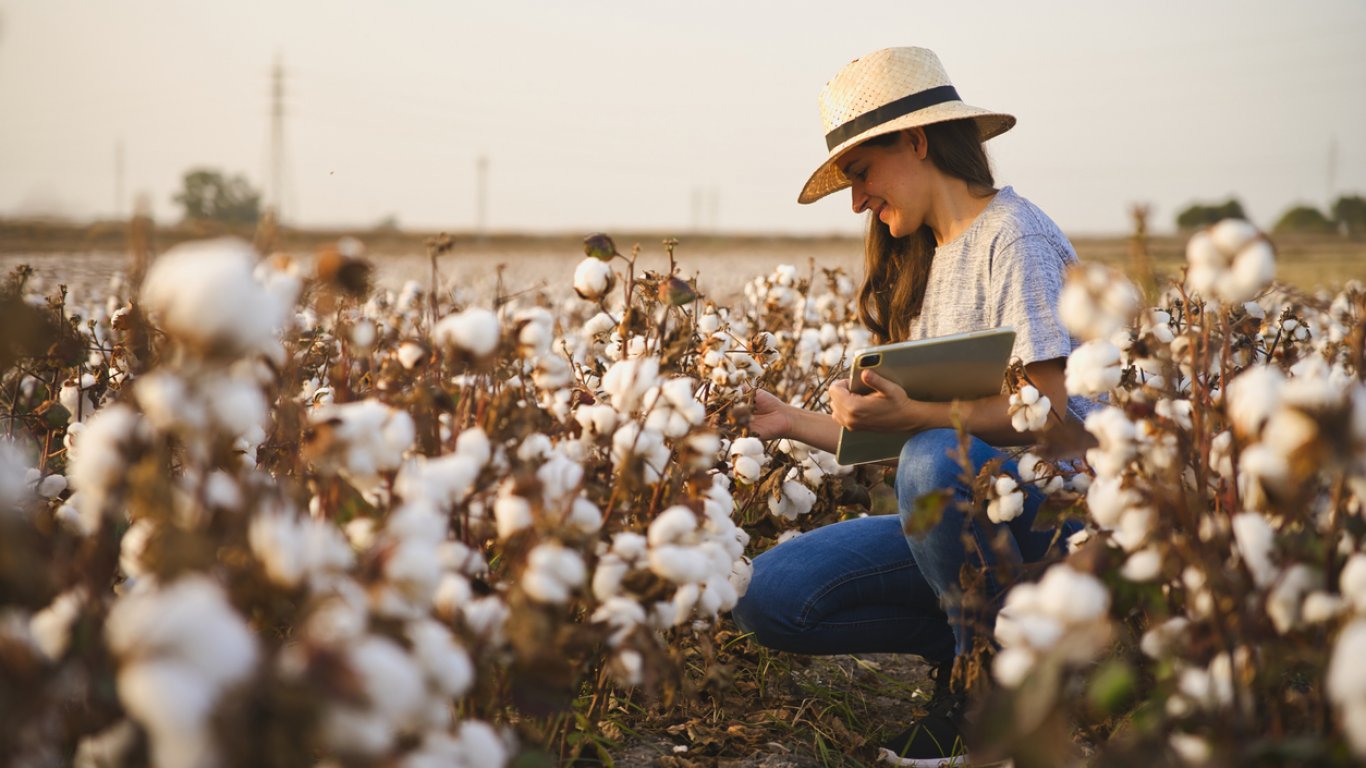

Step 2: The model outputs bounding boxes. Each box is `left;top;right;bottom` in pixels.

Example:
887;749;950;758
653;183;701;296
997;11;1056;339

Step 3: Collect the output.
731;47;1092;766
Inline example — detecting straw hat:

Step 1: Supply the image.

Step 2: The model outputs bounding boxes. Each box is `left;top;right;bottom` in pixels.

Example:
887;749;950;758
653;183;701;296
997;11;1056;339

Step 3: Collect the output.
798;47;1015;204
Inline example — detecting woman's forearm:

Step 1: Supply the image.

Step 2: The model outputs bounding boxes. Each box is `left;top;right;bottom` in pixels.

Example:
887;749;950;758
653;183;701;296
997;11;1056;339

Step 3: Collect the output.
785;406;843;455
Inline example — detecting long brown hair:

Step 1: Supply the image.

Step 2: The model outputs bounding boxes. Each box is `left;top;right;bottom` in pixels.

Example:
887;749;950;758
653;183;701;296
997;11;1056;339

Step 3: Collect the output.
856;119;996;343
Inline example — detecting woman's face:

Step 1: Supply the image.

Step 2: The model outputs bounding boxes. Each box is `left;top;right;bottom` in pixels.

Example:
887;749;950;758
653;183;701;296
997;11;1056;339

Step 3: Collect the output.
837;129;931;238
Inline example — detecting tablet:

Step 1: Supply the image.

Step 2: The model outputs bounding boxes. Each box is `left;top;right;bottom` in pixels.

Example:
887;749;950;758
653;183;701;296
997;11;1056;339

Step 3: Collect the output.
834;326;1016;466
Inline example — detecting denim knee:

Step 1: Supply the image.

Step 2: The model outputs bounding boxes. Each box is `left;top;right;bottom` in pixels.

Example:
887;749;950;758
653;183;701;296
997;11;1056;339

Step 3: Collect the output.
896;428;968;505
731;549;808;651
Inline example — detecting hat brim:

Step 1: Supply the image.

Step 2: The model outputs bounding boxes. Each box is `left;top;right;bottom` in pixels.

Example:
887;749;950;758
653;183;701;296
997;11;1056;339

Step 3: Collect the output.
797;105;1015;205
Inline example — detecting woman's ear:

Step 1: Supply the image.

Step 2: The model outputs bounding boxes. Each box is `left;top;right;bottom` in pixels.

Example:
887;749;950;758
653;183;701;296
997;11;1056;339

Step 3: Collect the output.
907;127;929;159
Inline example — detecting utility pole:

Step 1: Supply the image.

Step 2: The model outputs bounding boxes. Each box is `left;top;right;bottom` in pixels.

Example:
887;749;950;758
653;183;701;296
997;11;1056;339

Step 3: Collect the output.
476;154;488;240
1327;134;1338;208
115;139;125;220
270;55;286;222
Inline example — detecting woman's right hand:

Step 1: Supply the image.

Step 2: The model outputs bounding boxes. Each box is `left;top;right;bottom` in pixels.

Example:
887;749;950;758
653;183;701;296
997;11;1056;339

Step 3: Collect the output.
748;389;793;441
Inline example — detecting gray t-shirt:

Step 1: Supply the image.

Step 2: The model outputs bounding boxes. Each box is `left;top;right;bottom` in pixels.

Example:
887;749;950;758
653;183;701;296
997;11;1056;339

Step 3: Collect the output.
907;186;1095;421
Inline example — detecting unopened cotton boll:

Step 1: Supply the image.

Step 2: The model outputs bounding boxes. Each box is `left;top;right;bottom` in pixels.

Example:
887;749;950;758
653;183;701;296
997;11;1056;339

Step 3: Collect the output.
433;307;500;358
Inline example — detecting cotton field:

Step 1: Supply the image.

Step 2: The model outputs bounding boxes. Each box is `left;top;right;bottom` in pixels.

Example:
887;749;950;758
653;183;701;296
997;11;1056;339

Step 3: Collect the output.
2;224;1365;766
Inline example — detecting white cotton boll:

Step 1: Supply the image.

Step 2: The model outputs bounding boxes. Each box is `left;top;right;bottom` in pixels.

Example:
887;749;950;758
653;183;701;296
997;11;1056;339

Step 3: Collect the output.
37;473;67;499
649;544;711;584
141;238;289;357
1066;340;1123;396
610;423;670;484
567;496;603;534
1231;512;1278;588
0;440;32;511
73;719;140;768
451;720;508;768
573;257;615;300
30;588;85;660
987;475;1023;525
106;576;259;688
351;635;428;727
649;506;699;546
407;619;474;698
397;341;427;369
701;574;738;615
1085;407;1136;478
1223;240;1275;303
1303;591;1346;624
115;660;218;768
204;377;269;438
768;479;817;521
307;590;369;645
993;646;1036;688
602;356;662;414
432;307;501;358
1328;620;1366;757
523;544;586;604
1340;554;1366;612
1169;733;1212;766
731;455;762;485
1226;366;1284;437
516;432;553;463
612;532;649;563
730;557;753;597
537;453;584;507
592;554;630;601
670;582;702;626
59;377;96;423
575;404;618;438
1121;547;1163;582
1140;617;1189;660
1210;218;1259;254
350;319;378;349
1038;565;1110;623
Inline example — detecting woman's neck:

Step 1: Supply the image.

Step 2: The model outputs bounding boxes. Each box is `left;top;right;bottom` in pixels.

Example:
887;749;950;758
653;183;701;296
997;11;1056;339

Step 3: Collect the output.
923;177;998;246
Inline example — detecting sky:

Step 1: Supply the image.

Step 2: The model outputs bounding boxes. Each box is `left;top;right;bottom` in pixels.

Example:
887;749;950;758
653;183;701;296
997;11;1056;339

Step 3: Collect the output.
1;1;1364;237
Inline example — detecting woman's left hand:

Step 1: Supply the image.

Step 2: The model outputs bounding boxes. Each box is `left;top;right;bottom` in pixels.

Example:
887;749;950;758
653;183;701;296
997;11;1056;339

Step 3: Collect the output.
829;369;925;432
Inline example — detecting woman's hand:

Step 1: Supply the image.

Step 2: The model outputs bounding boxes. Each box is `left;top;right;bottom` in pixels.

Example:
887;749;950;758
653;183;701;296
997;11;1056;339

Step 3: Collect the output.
748;388;794;441
829;369;924;432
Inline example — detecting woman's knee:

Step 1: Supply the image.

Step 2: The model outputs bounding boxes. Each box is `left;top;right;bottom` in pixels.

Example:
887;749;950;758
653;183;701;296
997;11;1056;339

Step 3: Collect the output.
896;428;969;504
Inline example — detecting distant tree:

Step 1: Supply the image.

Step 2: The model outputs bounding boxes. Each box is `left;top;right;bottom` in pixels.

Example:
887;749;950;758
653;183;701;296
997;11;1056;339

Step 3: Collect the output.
1175;198;1246;230
1331;194;1366;238
1273;204;1336;235
173;168;262;226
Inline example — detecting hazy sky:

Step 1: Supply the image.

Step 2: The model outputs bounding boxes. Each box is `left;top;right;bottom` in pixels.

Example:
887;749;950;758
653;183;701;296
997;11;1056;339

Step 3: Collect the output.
2;1;1363;236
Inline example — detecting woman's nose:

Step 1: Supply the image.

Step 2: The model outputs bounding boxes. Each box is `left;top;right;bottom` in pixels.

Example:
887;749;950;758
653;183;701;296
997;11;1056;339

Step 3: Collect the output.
850;184;869;214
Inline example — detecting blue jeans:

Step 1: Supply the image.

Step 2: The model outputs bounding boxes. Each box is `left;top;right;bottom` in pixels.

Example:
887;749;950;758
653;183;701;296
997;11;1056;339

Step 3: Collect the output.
733;428;1077;659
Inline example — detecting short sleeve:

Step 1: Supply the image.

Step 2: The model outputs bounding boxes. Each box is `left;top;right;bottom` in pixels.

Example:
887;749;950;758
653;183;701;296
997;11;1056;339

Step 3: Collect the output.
989;234;1074;366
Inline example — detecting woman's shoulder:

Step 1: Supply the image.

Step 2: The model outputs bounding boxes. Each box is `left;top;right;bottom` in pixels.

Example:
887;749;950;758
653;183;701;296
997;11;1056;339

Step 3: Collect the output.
979;187;1076;261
